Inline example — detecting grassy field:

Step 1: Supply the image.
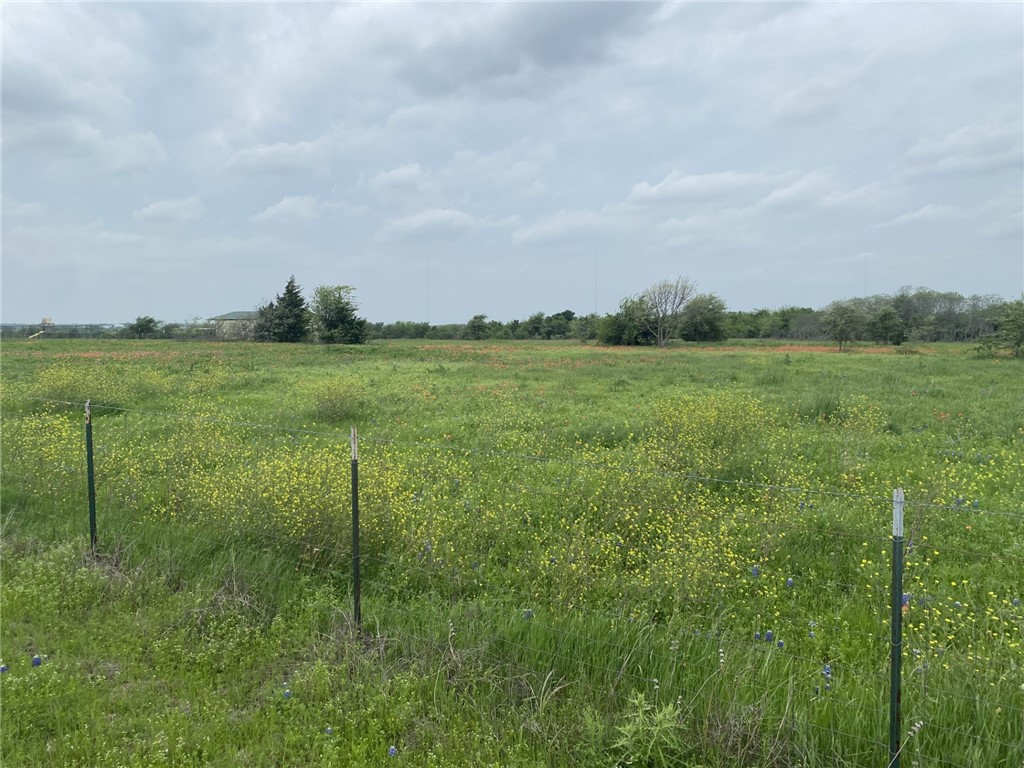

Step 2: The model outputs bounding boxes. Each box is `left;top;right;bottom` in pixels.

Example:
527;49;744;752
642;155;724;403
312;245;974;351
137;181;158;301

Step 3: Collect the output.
2;339;1022;767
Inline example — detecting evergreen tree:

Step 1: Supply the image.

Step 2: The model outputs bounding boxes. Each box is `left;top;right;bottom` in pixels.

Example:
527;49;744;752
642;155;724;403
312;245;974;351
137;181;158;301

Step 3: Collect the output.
254;276;310;342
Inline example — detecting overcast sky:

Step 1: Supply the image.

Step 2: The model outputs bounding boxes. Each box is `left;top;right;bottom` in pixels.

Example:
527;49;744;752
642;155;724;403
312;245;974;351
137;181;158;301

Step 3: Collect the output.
2;2;1022;325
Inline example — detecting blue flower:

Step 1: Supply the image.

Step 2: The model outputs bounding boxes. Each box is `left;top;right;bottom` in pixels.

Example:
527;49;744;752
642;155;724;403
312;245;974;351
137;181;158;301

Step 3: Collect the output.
1013;598;1021;607
522;609;534;620
31;655;41;667
284;689;292;699
776;640;784;649
902;593;910;606
823;664;832;679
751;565;761;577
388;746;398;757
0;664;7;673
808;630;815;639
786;578;794;589
325;727;333;735
764;630;774;642
954;601;962;609
754;632;761;641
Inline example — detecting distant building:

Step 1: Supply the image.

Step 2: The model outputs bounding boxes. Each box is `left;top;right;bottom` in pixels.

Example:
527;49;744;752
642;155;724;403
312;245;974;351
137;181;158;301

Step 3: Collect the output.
208;311;257;340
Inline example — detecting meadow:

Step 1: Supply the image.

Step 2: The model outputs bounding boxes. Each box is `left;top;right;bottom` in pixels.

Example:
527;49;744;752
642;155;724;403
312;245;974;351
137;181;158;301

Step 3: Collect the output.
1;338;1022;767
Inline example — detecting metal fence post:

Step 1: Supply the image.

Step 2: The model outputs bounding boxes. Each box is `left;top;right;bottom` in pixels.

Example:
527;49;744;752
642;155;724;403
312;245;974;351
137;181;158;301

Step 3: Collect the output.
351;427;361;628
85;400;97;556
889;488;905;767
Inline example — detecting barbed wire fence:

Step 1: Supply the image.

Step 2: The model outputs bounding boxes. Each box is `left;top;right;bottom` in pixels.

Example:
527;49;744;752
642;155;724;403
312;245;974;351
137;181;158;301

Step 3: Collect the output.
2;397;1022;767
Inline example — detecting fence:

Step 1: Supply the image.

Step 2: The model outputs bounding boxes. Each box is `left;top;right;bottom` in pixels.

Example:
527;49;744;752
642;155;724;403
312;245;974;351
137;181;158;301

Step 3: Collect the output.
2;397;1023;767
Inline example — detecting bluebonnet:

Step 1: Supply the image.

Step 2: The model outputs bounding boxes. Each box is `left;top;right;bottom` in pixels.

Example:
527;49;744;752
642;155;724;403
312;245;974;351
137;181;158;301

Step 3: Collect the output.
776;640;784;649
522;609;534;620
764;630;774;642
786;578;794;588
751;565;761;577
284;689;292;699
754;632;761;641
902;593;910;606
32;655;41;667
0;664;7;673
325;727;333;735
389;746;398;757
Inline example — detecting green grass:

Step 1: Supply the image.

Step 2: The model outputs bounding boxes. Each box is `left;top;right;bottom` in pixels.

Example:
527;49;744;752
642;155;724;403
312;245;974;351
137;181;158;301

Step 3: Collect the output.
2;339;1022;766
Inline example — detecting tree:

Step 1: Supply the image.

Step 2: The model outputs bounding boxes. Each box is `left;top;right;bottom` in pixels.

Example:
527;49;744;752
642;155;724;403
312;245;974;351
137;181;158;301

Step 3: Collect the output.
867;307;906;345
310;284;367;344
123;316;161;339
597;297;656;346
678;293;727;342
821;301;865;350
255;276;310;342
997;299;1024;357
641;276;696;346
464;314;488;340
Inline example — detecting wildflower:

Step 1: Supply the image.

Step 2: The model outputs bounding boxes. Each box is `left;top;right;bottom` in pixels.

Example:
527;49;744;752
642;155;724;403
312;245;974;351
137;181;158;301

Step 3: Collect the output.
823;664;832;680
777;640;784;649
325;727;333;735
809;630;815;639
954;601;962;609
786;578;794;589
902;593;910;606
1013;598;1021;607
754;632;761;641
0;664;7;673
522;609;534;620
751;565;761;577
32;655;41;667
764;630;774;643
284;689;292;699
389;746;398;757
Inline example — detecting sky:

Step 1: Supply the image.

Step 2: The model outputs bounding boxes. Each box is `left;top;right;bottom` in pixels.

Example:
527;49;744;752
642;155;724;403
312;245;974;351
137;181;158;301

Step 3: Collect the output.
2;2;1022;325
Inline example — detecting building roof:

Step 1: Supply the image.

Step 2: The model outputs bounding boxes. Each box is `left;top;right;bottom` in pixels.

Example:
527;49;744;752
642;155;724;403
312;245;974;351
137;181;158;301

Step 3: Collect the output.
208;311;258;321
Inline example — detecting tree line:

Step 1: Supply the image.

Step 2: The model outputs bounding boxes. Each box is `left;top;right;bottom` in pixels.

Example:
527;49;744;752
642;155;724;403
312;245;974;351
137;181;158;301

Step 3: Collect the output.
112;277;1022;356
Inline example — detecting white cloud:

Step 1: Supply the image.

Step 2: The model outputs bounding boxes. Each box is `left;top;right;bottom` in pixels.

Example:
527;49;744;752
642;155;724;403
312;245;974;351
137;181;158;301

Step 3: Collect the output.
376;208;476;241
369;163;434;196
513;209;620;244
879;204;958;227
224;134;333;176
905;122;1022;177
2;197;45;221
250;195;321;223
629;171;777;204
134;197;204;222
756;172;833;210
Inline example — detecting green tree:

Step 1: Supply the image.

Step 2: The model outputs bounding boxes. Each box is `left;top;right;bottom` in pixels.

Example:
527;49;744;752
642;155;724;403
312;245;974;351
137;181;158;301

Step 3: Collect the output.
598;297;656;346
123;316;161;339
678;293;727;342
867;307;906;345
310;284;367;344
255;276;310;342
997;299;1024;357
464;314;489;340
821;301;865;350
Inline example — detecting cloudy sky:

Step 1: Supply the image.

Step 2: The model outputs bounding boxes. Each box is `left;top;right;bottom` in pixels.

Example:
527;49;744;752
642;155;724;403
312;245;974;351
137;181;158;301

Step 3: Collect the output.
2;2;1022;325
